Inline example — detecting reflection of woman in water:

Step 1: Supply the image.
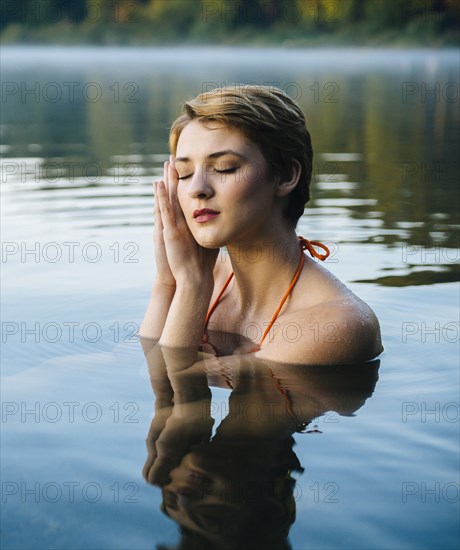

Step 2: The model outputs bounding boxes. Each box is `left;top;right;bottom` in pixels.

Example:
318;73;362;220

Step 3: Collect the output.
141;343;380;550
139;85;382;363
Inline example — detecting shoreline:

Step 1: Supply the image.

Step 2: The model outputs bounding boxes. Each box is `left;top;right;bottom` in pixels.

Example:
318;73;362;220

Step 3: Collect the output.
1;41;459;51
1;28;459;50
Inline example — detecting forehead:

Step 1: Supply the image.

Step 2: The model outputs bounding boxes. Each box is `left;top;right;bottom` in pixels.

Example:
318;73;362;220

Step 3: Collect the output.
176;119;259;159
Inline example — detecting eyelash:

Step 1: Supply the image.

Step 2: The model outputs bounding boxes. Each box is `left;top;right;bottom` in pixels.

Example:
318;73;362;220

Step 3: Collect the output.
178;167;238;180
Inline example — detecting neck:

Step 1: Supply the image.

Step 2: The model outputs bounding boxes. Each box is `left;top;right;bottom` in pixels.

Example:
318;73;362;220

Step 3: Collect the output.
225;228;304;317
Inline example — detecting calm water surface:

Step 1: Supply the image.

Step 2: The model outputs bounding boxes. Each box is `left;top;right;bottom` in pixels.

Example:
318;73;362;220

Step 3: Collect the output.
1;47;459;549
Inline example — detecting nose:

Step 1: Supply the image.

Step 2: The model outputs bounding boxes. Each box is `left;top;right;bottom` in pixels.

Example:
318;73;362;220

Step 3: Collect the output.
187;166;215;200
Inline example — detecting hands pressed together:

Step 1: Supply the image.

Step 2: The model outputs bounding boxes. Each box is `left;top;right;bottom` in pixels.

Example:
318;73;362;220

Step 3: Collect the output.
154;156;219;290
138;155;220;345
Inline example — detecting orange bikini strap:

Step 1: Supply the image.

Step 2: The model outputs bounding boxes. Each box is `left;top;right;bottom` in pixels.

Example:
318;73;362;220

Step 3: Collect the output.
298;236;330;261
204;271;234;326
258;251;305;346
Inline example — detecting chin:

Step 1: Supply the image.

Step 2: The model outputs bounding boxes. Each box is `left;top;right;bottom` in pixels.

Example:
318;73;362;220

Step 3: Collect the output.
196;238;223;249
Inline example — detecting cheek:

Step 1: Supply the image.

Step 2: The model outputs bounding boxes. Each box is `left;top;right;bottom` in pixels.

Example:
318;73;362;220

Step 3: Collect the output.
231;167;272;208
176;186;188;211
239;163;266;189
176;188;196;230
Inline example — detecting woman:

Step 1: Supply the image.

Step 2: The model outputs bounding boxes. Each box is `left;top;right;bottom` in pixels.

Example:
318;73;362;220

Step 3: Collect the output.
139;84;383;364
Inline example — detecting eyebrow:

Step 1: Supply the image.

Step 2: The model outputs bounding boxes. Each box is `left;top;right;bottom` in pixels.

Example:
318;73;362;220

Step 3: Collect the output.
175;150;248;163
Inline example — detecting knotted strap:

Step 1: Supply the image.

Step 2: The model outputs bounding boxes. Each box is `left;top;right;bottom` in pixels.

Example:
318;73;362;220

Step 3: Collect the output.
298;236;330;261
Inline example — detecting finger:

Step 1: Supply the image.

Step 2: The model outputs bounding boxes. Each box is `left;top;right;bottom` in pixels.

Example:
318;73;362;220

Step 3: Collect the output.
168;155;177;196
149;439;181;485
163;160;169;194
168;155;185;222
168;156;179;211
153;181;164;232
157;180;175;227
142;451;158;482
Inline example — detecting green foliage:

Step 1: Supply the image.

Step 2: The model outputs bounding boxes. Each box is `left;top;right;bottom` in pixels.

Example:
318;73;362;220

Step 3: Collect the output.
1;0;459;45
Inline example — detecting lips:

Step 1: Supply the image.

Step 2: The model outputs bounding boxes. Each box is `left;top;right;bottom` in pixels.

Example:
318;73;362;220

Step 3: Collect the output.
193;208;220;223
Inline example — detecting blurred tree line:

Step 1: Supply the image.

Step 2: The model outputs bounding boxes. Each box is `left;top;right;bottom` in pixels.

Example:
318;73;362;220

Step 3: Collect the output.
1;0;459;45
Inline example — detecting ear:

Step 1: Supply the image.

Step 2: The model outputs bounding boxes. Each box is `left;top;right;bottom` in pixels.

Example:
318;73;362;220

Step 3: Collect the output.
275;159;301;197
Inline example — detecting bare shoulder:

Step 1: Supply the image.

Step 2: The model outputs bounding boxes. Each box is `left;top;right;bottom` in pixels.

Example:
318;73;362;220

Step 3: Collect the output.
257;288;384;366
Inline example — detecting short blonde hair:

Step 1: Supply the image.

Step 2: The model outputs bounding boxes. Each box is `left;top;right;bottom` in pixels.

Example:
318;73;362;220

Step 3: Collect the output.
169;84;313;227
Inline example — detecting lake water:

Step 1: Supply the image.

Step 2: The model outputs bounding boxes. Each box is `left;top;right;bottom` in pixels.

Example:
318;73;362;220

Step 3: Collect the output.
1;47;459;549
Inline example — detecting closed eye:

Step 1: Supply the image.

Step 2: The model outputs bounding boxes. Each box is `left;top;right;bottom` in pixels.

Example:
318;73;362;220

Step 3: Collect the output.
178;167;238;180
215;167;238;174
